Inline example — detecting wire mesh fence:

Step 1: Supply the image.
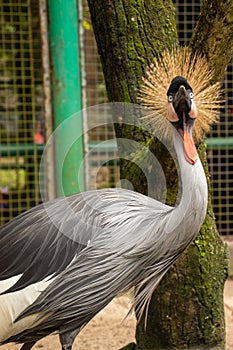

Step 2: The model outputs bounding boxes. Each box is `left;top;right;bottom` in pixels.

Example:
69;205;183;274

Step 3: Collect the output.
0;0;44;225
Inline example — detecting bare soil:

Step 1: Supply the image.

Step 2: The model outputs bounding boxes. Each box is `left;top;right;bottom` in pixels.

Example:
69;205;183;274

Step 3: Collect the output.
1;279;233;350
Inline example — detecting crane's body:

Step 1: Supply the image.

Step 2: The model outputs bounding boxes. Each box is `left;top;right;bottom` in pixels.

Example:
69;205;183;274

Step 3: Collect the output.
0;72;216;350
0;127;207;347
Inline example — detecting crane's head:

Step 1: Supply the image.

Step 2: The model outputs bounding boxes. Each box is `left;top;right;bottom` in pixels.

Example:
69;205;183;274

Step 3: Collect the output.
139;47;222;161
167;76;197;164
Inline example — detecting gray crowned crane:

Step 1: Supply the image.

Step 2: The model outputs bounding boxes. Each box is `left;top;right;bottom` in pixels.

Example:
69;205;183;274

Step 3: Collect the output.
0;47;221;350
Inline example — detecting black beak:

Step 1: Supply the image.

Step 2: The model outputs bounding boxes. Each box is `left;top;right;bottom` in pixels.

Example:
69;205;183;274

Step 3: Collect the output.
173;85;192;119
171;85;197;164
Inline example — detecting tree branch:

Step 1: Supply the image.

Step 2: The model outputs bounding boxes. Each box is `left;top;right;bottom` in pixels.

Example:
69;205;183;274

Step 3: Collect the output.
190;0;233;82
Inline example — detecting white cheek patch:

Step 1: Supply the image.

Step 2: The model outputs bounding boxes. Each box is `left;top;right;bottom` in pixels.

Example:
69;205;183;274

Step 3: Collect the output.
189;101;197;118
167;103;179;122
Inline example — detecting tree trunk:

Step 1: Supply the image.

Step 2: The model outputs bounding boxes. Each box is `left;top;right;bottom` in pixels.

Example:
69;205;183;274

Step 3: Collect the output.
190;0;233;83
87;0;178;193
87;0;232;348
136;144;229;350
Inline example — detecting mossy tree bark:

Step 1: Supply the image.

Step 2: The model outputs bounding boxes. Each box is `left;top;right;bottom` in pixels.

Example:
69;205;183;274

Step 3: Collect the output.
87;0;233;349
190;0;233;83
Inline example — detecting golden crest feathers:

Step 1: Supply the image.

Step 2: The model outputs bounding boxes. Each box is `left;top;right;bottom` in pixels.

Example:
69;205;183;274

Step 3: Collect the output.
138;46;223;144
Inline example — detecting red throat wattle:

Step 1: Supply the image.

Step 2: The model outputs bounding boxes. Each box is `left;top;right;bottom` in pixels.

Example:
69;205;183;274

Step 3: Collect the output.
183;129;198;164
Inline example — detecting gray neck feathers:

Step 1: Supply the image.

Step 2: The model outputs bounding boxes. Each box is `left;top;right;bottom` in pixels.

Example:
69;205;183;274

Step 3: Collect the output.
165;129;208;241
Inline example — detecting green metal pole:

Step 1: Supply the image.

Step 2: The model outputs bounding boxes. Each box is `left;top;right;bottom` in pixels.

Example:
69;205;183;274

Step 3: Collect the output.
48;0;85;196
206;137;233;148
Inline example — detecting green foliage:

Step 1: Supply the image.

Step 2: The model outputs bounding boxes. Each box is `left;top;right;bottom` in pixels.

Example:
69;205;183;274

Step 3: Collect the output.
0;168;25;189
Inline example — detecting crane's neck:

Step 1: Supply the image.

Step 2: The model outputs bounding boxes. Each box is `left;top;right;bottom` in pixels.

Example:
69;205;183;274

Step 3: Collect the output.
165;128;208;243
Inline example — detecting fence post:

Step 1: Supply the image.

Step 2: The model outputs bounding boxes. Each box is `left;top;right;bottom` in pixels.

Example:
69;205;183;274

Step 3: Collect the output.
48;0;85;196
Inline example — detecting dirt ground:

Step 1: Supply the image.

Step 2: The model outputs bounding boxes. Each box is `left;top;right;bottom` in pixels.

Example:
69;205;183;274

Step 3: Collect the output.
1;279;233;350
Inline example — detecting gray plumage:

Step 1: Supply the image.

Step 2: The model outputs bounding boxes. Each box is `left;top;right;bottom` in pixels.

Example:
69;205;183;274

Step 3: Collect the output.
0;77;208;349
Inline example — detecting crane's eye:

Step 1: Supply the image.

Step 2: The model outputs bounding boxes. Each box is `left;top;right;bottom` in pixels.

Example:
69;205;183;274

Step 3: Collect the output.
168;95;173;102
189;92;194;99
